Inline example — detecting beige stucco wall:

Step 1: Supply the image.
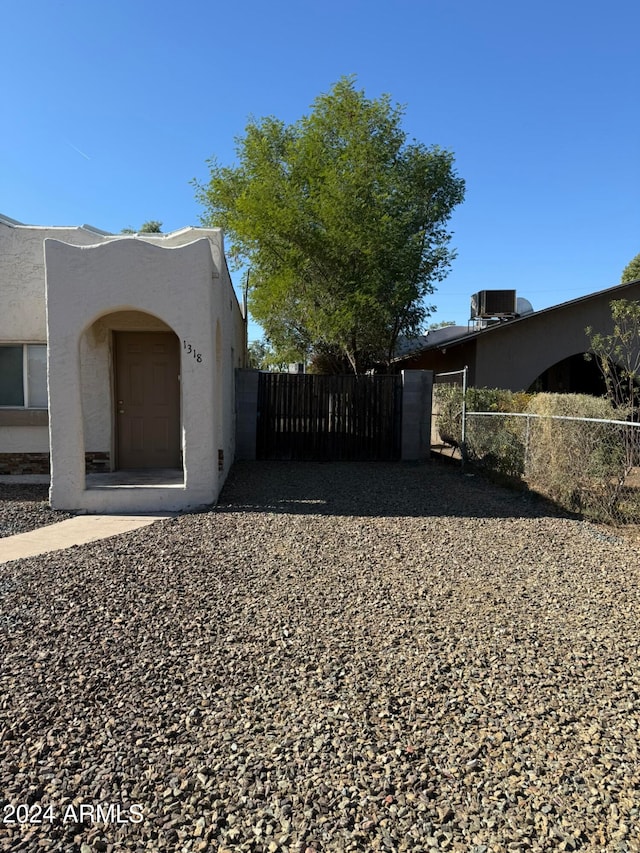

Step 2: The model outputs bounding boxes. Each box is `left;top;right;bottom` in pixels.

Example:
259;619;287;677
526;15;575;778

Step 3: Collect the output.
0;218;237;343
1;220;246;504
474;281;640;391
214;258;248;479
43;235;243;512
0;221;110;342
0;426;49;452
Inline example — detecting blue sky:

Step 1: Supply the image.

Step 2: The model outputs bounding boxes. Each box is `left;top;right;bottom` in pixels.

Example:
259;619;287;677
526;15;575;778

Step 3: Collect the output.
2;0;639;343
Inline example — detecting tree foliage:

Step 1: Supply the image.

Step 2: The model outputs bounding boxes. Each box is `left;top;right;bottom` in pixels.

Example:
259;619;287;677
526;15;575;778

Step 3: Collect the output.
586;302;640;514
194;77;465;373
428;320;456;329
586;299;640;418
621;252;640;284
140;220;162;233
120;221;163;234
247;339;289;372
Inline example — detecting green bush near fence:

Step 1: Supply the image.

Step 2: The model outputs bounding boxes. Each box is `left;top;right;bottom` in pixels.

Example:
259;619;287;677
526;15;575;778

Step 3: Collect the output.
434;385;531;478
432;383;464;447
467;414;527;479
469;389;531;478
433;385;530;447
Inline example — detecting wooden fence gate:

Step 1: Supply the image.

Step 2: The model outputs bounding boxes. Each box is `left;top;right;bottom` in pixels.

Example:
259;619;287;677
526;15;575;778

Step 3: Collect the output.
256;373;403;461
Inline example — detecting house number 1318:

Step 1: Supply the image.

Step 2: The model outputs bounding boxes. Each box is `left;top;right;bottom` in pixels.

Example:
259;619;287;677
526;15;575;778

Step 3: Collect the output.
183;341;203;363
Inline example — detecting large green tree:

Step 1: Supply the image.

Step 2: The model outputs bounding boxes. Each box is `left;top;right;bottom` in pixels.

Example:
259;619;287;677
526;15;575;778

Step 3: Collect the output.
194;77;465;373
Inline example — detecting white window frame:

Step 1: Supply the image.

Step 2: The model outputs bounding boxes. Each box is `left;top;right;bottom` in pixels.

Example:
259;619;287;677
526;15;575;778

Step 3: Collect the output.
0;343;48;409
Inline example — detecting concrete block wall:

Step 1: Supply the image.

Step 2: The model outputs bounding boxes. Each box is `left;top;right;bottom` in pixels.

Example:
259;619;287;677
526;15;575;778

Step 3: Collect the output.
401;370;433;461
235;369;260;460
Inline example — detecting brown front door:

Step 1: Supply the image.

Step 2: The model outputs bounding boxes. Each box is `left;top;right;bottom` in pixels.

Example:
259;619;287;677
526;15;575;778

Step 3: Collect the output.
114;331;181;469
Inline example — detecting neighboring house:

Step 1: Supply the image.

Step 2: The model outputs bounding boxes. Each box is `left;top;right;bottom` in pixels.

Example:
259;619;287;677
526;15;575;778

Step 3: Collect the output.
0;214;246;513
394;281;640;393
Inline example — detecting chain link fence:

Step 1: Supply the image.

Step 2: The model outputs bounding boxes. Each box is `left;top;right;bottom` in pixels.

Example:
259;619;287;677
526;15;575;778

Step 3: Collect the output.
433;379;640;525
466;412;640;523
431;369;467;459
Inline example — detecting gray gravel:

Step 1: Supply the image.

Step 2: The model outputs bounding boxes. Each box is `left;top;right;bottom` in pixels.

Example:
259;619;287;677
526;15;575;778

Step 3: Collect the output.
0;484;74;539
1;461;639;852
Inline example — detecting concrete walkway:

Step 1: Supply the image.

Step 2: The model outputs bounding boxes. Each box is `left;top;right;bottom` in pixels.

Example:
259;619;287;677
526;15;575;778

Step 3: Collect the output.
0;514;174;564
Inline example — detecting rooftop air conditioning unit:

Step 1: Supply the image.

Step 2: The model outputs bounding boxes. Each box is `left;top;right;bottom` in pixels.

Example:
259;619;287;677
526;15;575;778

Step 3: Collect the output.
470;290;517;319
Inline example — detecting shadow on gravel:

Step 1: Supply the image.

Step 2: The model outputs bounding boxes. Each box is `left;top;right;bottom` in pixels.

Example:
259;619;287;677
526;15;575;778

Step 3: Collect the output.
217;460;568;520
0;484;50;502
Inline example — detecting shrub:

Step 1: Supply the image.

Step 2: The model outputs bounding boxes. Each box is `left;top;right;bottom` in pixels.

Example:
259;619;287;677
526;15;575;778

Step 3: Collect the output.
433;385;531;449
465;414;527;479
433;383;464;447
525;392;616;420
435;387;639;522
524;393;631;519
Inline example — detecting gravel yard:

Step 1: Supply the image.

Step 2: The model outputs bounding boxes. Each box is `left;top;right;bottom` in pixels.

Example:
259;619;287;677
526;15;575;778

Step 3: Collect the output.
1;461;639;852
0;484;74;539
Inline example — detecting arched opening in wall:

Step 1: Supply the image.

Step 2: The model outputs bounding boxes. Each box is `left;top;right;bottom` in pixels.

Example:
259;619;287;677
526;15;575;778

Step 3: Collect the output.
80;310;183;484
527;353;607;396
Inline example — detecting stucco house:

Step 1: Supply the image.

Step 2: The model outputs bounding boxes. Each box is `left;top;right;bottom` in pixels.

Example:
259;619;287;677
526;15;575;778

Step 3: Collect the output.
0;214;246;513
394;280;640;394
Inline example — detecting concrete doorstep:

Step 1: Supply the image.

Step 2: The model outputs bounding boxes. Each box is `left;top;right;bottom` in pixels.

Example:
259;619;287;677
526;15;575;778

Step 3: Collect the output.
0;514;174;564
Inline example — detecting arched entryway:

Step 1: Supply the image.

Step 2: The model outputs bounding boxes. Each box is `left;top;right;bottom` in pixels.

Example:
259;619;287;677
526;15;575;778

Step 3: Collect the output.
527;353;607;396
80;310;183;476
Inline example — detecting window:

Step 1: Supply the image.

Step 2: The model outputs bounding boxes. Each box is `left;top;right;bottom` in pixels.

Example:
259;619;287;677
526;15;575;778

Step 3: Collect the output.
0;345;48;408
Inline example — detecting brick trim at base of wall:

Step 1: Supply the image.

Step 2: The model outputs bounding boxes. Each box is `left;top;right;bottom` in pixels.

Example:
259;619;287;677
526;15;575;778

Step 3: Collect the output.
0;452;112;475
85;452;111;473
0;453;50;475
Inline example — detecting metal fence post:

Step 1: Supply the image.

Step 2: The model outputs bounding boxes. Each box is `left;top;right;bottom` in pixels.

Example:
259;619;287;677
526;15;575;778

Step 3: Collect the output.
461;365;468;469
